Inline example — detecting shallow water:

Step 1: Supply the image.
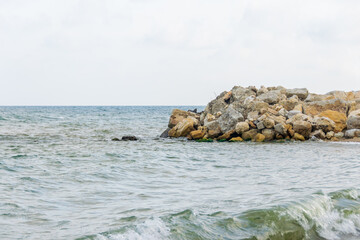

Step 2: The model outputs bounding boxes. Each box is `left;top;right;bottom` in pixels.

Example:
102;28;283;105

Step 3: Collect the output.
1;106;360;240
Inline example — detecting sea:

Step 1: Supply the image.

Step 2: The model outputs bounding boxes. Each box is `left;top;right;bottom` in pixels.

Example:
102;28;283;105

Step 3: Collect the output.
1;106;360;240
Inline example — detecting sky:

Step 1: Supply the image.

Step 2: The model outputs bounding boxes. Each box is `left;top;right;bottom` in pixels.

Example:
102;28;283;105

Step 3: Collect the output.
1;0;360;106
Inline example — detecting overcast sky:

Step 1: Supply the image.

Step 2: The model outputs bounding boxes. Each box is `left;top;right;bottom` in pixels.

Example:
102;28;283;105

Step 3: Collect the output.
1;0;360;105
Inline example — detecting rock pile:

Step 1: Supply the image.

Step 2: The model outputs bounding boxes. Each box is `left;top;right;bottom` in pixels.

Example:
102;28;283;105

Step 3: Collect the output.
163;86;360;142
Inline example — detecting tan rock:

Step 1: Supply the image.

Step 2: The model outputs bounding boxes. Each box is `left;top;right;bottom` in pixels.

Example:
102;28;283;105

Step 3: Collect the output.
254;133;266;142
188;128;206;140
229;137;243;142
206;128;221;139
326;131;335;139
293;104;303;112
347;109;360;130
310;129;326;140
248;121;256;128
242;129;258;141
235;122;250;134
168;109;199;128
303;99;347;116
263;117;275;129
318;110;347;133
293;120;312;138
293;133;305;141
223;91;232;102
285;124;295;137
313;117;335;133
217;130;236;140
262;129;275;141
168;117;196;138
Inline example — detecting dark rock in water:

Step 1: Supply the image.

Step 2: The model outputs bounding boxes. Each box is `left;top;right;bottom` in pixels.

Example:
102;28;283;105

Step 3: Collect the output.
122;136;138;141
111;137;121;141
160;128;170;138
188;108;197;113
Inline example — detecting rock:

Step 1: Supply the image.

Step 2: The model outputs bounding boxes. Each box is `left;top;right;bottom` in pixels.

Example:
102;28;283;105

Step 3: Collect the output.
263;117;275;129
217;106;244;133
235;122;250;134
217;130;236;140
122;135;138;141
286;88;309;100
293;120;312;138
254;133;266;142
347;109;360;130
334;132;344;138
160;128;171;138
331;137;339;141
318;110;347;133
293;104;303;112
326;131;335;140
188;127;206;140
287;110;302;119
247;111;259;121
243;100;269;118
345;129;360;138
257;86;268;95
285;124;295;137
111;137;121;141
286;113;312;125
206;128;221;139
310;130;326;140
256;121;265;130
313;117;335;133
293;133;305;141
168;118;196;138
257;90;281;104
204;113;216;124
204;91;228;115
348;99;360;114
305;93;330;102
303;99;347;116
231;86;257;103
278;108;288;117
248;121;256;128
229;137;243;142
223;91;232;102
274;123;287;136
242;129;258;141
168;109;199;128
262;129;275;141
279;95;299;111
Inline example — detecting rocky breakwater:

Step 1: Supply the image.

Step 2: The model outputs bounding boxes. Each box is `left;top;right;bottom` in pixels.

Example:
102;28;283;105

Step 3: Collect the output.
162;86;360;142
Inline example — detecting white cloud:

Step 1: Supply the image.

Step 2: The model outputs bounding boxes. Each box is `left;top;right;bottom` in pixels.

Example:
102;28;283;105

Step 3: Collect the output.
0;0;359;105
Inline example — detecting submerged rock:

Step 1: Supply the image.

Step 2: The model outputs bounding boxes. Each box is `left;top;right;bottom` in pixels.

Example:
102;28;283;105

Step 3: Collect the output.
122;136;138;141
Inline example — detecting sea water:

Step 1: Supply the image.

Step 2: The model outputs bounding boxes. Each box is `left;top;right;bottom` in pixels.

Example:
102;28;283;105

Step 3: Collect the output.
1;106;360;240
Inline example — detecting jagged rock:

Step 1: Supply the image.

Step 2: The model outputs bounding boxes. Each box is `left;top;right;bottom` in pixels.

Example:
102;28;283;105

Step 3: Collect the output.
206;128;222;139
318;110;347;133
293;133;305;141
287;110;302;119
168;109;199;128
204;119;220;132
257;86;268;95
122;136;138;141
326;131;335;139
286;88;309;100
313;117;335;133
229;137;243;142
235;122;250;134
217;106;244;133
217;130;236;140
279;95;299;111
285;124;295;137
242;129;258;141
293;120;312;138
274;123;287;136
310;129;326;140
348;99;360;114
257;90;281;104
254;133;266;142
345;129;360;138
347;109;360;130
286;113;312;125
262;129;275;141
231;86;256;103
247;111;259;121
303;99;347;116
223;91;232;102
160;128;171;138
204;91;228;115
168;118;196;138
278;108;288;117
263;117;275;129
293;104;303;112
269;115;286;125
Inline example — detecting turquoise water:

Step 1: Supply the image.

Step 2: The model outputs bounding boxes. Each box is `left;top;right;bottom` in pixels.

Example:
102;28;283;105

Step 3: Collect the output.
1;106;360;240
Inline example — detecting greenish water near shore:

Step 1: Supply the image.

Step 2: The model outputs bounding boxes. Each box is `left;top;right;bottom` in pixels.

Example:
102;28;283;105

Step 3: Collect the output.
1;106;360;239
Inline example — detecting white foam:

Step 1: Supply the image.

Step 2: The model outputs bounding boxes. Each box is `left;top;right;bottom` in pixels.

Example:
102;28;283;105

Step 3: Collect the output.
96;218;170;240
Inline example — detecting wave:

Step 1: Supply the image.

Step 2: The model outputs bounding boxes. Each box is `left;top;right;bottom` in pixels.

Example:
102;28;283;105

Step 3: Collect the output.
82;189;360;240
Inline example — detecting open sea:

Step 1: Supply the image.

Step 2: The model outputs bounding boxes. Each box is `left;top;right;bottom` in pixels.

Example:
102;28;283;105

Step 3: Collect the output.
1;106;360;240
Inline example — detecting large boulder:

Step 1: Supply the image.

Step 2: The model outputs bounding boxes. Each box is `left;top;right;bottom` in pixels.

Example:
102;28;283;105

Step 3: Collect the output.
345;129;360;138
231;86;257;103
274;123;287;136
318;110;347;133
217;106;244;133
286;88;309;100
303;99;347;116
254;133;266;142
286;113;312;125
262;129;275;141
168;117;196;138
257;90;281;104
188;126;207;140
168;109;199;128
305;93;331;102
347;109;360;130
312;117;335;133
204;91;228;115
310;129;326;140
293;120;312;138
279;95;299;111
